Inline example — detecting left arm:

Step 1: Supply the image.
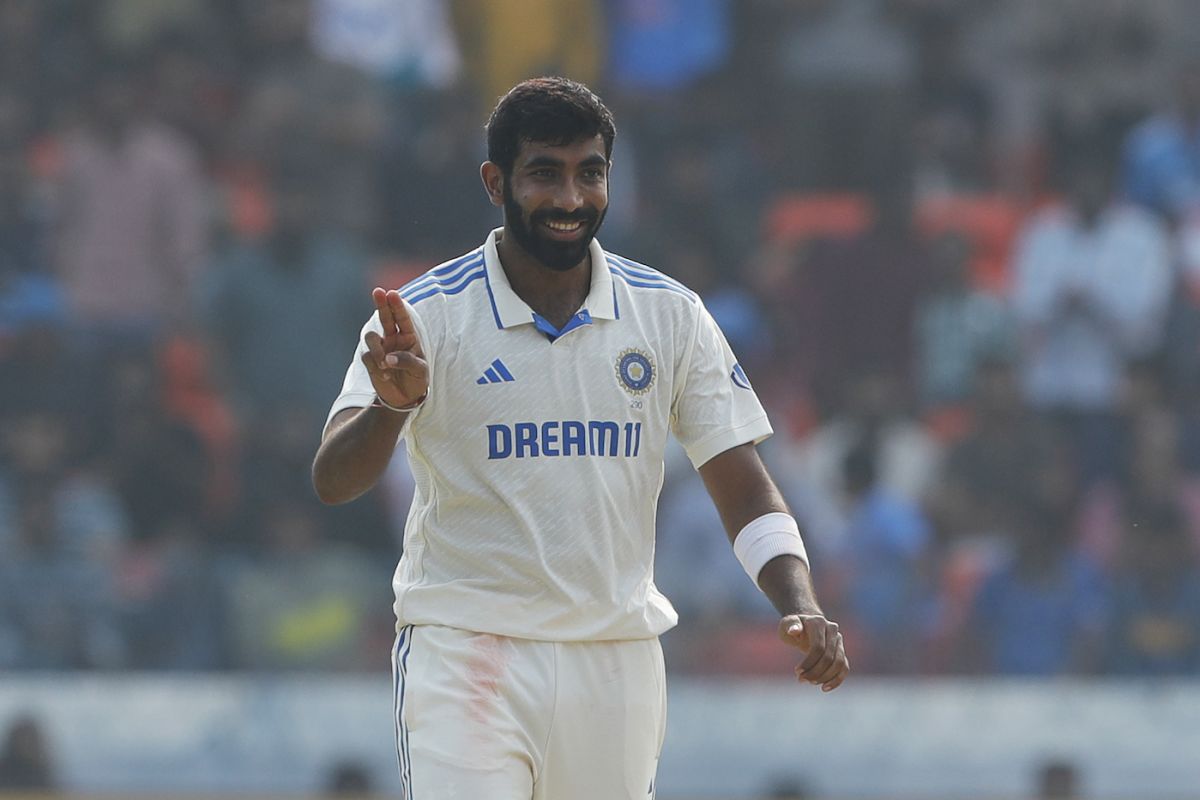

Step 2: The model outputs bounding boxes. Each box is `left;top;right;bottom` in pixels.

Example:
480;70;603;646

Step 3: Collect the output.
698;442;850;691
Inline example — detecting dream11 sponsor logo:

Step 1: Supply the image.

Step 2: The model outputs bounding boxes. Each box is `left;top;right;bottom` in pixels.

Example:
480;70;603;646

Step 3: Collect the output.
486;420;643;459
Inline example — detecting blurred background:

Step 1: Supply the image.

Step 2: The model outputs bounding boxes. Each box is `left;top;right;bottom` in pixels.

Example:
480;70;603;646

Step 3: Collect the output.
3;0;1200;798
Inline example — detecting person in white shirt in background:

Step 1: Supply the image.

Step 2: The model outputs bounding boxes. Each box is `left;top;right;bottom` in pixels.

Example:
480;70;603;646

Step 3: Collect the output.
1012;146;1173;485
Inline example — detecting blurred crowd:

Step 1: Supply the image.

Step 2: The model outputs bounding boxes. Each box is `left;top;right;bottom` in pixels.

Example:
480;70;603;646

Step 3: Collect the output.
3;0;1200;676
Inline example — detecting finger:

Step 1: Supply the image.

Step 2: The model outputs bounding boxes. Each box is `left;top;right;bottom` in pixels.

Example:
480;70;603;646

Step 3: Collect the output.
364;330;389;370
796;622;828;676
373;287;398;336
382;350;428;381
807;642;843;685
822;664;849;692
799;644;836;685
388;291;417;338
361;343;392;386
821;650;850;692
383;330;420;354
779;616;808;649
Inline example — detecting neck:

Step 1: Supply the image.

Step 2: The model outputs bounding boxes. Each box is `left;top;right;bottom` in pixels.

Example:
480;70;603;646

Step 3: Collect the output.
496;228;591;328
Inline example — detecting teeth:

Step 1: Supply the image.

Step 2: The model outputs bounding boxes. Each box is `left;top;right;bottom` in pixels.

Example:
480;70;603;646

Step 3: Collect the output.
546;220;582;231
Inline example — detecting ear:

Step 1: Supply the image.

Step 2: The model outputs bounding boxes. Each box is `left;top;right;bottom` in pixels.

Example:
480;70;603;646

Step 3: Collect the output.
481;161;505;208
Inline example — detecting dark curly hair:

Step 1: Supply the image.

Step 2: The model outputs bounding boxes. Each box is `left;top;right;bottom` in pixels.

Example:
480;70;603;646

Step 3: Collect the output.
485;77;616;175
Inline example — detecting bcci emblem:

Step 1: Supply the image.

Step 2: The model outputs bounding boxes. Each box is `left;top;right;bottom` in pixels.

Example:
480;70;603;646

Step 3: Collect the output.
616;348;655;395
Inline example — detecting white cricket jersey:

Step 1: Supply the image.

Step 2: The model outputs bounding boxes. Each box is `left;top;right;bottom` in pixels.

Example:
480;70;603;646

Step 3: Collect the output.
326;229;772;641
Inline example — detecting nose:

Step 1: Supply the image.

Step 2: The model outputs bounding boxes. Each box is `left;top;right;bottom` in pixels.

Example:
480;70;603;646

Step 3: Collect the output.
555;179;585;213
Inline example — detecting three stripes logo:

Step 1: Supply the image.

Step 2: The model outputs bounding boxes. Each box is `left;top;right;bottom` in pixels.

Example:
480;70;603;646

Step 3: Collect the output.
476;358;516;385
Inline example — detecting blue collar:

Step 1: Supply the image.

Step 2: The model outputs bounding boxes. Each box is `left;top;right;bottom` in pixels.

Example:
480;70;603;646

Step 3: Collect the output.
532;309;593;342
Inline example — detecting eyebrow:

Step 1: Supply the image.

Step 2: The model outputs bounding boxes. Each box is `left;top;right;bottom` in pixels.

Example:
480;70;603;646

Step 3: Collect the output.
522;154;608;170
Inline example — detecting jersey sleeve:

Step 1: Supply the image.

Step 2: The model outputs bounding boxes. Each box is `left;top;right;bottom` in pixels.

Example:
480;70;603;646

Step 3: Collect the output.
322;301;434;437
670;302;773;469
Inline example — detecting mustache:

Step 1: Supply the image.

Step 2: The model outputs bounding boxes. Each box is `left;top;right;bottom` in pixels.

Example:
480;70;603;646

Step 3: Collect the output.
531;209;599;225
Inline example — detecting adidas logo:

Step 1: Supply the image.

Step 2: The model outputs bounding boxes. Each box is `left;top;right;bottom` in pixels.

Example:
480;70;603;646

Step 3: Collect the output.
476;358;516;385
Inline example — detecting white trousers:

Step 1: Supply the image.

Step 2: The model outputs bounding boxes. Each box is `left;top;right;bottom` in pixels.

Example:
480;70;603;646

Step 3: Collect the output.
391;624;667;799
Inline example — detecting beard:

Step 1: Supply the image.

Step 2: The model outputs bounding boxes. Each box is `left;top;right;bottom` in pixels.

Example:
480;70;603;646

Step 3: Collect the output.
503;184;606;272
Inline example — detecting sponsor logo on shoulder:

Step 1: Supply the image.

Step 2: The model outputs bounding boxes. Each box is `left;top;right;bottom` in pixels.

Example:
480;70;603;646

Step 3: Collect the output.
731;362;752;390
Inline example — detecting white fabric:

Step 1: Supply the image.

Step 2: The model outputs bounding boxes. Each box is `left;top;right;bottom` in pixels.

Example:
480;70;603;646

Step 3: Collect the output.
732;512;809;587
326;229;772;641
392;625;665;799
1012;204;1172;411
311;0;460;86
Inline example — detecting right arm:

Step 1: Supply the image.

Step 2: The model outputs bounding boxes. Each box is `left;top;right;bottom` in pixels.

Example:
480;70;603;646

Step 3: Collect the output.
312;405;410;504
312;288;428;505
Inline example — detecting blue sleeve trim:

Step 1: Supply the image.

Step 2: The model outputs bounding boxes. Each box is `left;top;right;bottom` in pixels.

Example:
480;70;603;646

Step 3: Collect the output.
400;253;485;297
404;268;486;304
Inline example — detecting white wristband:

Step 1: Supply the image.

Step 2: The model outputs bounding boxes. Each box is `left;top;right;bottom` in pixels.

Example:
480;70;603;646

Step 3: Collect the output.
733;512;809;587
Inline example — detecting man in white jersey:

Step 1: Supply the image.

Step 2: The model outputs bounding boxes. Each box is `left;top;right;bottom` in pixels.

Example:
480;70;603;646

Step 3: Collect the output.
313;77;849;799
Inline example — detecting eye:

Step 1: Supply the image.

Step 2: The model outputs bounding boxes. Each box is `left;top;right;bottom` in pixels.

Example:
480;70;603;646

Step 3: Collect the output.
531;168;556;179
583;168;605;181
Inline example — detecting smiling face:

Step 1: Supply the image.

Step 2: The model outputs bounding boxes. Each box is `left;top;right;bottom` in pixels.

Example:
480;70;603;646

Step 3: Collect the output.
491;135;609;272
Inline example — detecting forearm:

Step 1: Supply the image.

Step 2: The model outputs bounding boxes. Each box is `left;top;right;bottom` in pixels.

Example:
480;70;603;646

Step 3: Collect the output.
698;444;823;614
758;554;823;618
701;444;849;688
312;405;408;504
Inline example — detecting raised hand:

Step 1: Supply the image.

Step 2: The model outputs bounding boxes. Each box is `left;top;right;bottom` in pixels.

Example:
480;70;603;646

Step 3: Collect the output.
362;288;428;410
778;614;849;692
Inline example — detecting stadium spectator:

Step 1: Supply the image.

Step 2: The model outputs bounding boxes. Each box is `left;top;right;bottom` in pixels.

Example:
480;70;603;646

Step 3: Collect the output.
833;437;934;673
202;159;370;429
907;9;994;201
53;57;206;346
97;347;212;543
0;714;56;791
605;0;731;93
1123;58;1200;222
118;513;227;669
224;498;390;670
374;85;497;260
324;757;375;796
764;0;916;190
450;0;602;115
227;384;394;558
1075;361;1200;569
0;0;81;131
964;495;1110;675
1165;200;1200;447
0;483;127;668
925;358;1061;541
798;181;930;400
230;0;387;236
1011;146;1172;484
144;29;239;165
785;367;942;511
0;136;64;344
921;359;1071;669
310;0;461;89
1105;501;1200;674
763;774;813;799
92;0;211;56
0;362;129;669
1036;758;1081;800
913;231;1014;410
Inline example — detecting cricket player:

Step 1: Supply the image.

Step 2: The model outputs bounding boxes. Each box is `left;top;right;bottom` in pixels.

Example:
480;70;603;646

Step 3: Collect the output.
312;76;848;800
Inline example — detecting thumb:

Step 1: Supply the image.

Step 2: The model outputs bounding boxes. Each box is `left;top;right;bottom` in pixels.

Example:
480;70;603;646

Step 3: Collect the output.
385;350;427;375
779;616;811;649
